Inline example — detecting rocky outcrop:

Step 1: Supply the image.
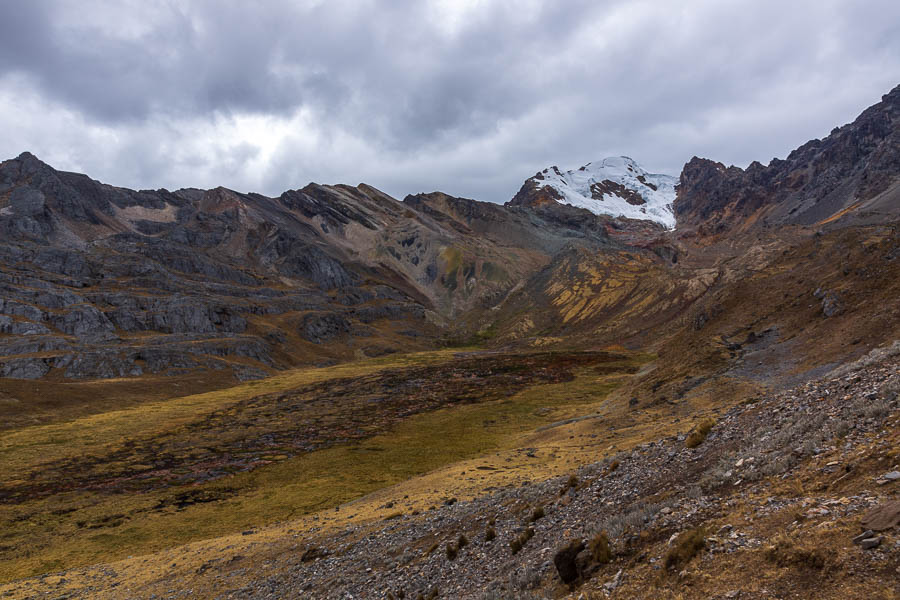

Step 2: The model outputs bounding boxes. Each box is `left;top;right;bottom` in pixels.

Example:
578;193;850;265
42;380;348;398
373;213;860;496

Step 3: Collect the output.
0;154;445;380
509;175;564;208
675;84;900;233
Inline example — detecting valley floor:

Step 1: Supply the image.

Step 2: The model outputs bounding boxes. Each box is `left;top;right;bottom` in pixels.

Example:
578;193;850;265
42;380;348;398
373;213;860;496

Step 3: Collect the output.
1;343;897;599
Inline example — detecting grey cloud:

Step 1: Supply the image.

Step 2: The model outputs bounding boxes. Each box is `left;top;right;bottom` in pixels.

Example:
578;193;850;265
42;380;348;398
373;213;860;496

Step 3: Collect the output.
0;0;899;203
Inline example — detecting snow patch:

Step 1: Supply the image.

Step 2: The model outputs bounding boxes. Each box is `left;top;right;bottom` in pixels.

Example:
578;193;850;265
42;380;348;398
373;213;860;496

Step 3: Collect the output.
534;156;677;229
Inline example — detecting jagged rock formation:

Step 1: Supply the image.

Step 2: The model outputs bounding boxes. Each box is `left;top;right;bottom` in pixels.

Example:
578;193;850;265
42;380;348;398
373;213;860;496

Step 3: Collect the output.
675;84;900;234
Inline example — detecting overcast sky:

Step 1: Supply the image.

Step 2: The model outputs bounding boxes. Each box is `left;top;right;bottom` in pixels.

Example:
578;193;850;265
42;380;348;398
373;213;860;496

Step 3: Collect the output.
1;0;899;203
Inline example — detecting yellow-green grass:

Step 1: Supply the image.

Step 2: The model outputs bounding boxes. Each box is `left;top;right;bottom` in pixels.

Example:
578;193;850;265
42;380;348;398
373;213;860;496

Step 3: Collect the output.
0;349;466;479
0;351;644;582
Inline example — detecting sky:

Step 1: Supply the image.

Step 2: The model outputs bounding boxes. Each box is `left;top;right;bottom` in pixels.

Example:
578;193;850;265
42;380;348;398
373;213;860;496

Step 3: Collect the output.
1;1;899;203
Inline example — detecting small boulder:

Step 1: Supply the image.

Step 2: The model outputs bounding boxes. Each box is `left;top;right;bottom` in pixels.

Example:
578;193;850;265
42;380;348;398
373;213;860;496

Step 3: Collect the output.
860;537;883;550
852;530;875;545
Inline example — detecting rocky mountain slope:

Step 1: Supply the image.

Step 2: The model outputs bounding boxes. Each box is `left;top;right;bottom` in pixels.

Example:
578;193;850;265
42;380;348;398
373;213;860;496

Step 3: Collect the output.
3;84;898;387
675;83;900;235
0;154;629;383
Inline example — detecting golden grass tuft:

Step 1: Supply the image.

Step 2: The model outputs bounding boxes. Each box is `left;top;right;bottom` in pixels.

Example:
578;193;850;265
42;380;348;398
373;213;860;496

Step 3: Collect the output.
664;527;706;571
685;418;716;449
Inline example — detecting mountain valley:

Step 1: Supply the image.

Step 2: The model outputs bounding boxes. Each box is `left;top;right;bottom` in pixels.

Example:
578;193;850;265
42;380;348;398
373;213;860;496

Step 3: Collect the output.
0;84;899;599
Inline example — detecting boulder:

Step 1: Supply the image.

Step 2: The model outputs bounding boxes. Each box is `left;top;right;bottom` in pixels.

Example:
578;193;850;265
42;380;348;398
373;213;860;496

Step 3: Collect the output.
553;539;585;584
860;500;900;531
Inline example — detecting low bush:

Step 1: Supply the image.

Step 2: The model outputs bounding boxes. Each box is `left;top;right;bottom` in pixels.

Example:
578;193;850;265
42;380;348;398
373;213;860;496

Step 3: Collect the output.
664;527;706;571
560;474;578;495
589;531;612;564
510;527;535;555
685;418;716;448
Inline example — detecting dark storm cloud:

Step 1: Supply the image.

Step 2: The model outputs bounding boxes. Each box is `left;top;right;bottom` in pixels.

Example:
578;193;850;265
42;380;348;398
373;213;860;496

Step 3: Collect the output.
1;0;899;202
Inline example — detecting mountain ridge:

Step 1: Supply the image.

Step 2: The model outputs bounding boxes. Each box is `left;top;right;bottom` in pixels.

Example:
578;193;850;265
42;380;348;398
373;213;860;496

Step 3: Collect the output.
1;84;899;386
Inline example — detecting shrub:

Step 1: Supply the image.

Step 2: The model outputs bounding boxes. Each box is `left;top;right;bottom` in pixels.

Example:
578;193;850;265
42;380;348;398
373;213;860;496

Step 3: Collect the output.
300;546;328;562
510;538;523;555
560;474;578;495
589;531;612;564
485;527;497;542
457;534;469;549
664;528;706;571
529;506;545;522
446;543;458;560
510;527;535;555
685;418;716;448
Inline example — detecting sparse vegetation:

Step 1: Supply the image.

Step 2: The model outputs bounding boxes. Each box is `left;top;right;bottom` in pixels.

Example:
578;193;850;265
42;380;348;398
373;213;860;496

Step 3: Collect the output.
0;349;639;582
560;474;578;495
528;506;545;522
764;535;827;570
510;528;535;555
664;528;706;571
588;531;612;564
685;418;716;448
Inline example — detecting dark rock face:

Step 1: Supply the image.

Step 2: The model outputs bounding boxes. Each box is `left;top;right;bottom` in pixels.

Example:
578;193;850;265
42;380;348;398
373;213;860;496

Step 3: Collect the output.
508;176;564;208
590;179;645;205
0;357;52;379
553;539;585;584
814;288;844;318
675;84;900;233
0;153;438;381
301;313;351;344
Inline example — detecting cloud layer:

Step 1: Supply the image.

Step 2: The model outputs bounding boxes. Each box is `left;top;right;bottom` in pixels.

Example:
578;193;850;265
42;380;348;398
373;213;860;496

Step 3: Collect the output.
1;0;899;202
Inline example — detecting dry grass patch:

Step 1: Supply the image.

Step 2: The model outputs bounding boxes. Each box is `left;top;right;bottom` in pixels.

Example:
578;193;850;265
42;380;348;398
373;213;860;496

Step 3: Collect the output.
685;418;716;449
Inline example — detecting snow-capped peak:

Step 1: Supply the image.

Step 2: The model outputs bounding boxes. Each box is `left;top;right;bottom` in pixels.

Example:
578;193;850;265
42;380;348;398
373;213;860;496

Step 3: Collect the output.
533;156;677;228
